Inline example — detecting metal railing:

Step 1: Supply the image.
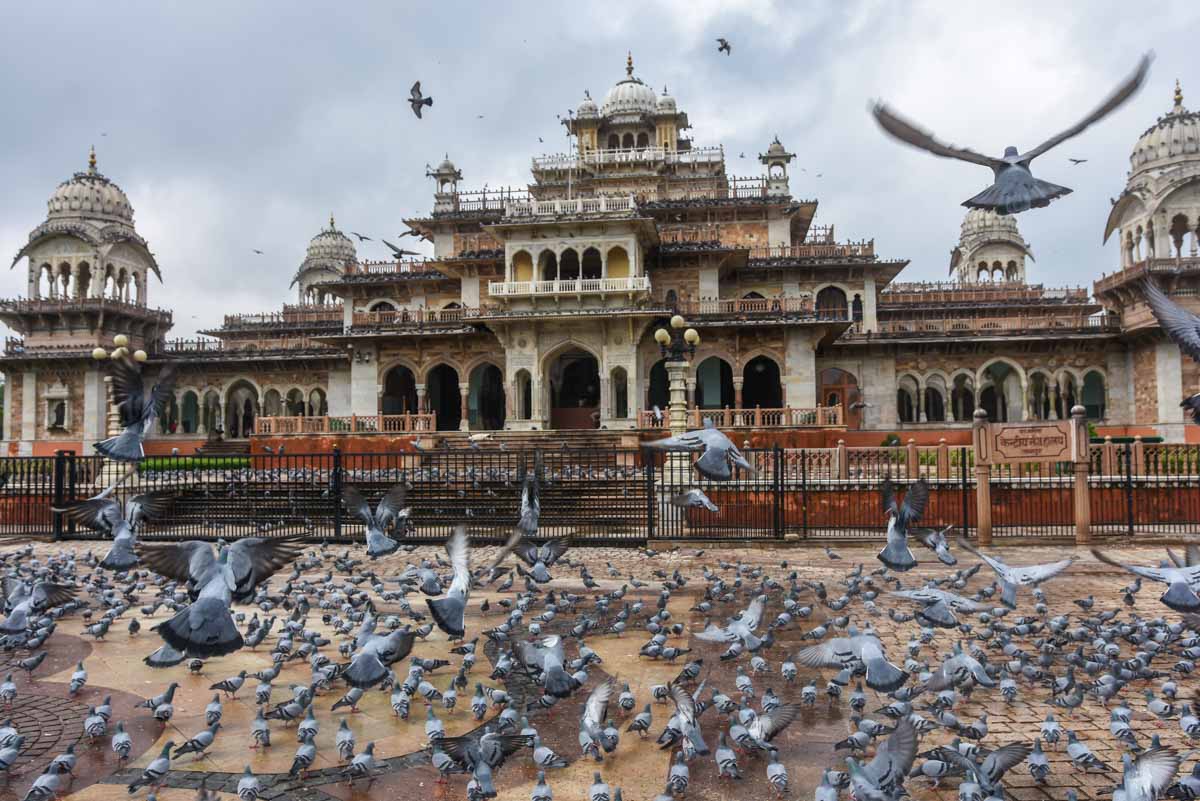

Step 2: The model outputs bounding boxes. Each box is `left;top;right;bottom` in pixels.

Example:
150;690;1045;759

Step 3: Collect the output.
257;414;437;434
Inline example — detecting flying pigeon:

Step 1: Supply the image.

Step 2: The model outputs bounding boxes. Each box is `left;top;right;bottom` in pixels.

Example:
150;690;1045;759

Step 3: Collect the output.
94;357;178;462
641;419;755;481
341;485;410;558
716;37;731;55
957;538;1076;608
878;479;929;571
54;490;173;570
871;54;1151;214
409;81;433;118
426;527;470;638
1141;279;1200;422
1091;548;1200;612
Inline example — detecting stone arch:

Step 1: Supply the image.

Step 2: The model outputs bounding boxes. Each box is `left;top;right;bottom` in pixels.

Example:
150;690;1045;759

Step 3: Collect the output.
202;389;221;434
1026;369;1054;420
559;247;580;280
606;245;630;278
426;363;462;431
514;369;533;421
924;373;948;422
815;285;848;319
1082;369;1106;419
381;362;419;415
950;372;975;422
285;387;306;416
512;249;533;282
263;388;283;417
977;359;1024;422
180;390;200;434
159;393;179;434
541;341;601;429
695;356;734;409
468;361;506;430
636;131;650;148
607;133;620;149
609;366;629;419
538;249;559;281
308;388;328;416
224;378;261;438
646;358;669;411
581;247;602;280
1006;260;1019;281
75;261;92;298
1170;213;1191;257
368;299;397;312
621;132;634;149
897;374;919;423
742;354;783;409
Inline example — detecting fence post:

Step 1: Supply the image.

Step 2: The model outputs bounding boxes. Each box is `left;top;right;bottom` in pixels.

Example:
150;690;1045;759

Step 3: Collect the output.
645;451;655;541
1123;440;1135;538
937;438;949;480
331;447;343;541
960;446;970;537
773;446;783;539
1071;406;1091;545
51;450;68;541
1132;435;1144;476
906;439;919;480
1102;436;1116;476
837;439;848;480
800;447;809;539
972;410;992;545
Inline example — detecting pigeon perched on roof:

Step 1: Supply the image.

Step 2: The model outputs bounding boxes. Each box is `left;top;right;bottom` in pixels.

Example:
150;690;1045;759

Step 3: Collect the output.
871;54;1151;214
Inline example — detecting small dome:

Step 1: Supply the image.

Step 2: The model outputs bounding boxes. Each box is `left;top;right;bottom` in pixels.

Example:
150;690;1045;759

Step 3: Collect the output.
1130;80;1200;175
47;148;134;225
656;86;676;113
435;155;457;174
601;53;657;117
960;207;1021;240
305;215;356;265
765;137;789;158
577;90;599;118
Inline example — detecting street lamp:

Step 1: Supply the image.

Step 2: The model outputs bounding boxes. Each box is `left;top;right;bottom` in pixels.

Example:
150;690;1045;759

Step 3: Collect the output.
92;333;146;362
655;315;700;361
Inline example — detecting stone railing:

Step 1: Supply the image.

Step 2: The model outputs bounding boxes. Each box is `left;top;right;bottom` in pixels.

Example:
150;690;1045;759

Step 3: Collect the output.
882;282;1089;305
504;195;635;218
0;296;173;320
531;145;724;172
345;260;438;276
749;240;875;261
257;414;436;435
638;405;843;429
843;313;1118;339
221;305;343;327
350;307;480;329
1094;257;1200;294
488;276;650;298
677;297;821;318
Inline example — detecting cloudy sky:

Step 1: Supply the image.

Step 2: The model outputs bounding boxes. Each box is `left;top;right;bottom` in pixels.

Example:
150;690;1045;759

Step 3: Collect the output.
1;1;1196;339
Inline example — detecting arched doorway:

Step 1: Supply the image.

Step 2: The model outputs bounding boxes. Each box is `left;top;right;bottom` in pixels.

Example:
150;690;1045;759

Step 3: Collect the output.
695;356;733;409
382;365;419;415
308;388;328;416
547;349;599;429
647;359;669;412
819;367;862;429
950;375;975;422
742;356;782;409
181;391;199;434
469;364;506;430
263;389;283;417
816;286;848;320
979;362;1022;422
427;364;461;431
225;380;259;439
514;370;532;420
1082;371;1106;420
286;388;306;416
202;390;221;435
610;367;628;419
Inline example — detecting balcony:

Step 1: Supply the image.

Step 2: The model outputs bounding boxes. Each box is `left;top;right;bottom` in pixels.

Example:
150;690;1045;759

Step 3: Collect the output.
1094;257;1200;294
349;306;480;333
881;281;1090;306
504;195;636;219
488;276;650;298
531;145;725;173
749;241;875;261
217;305;343;329
638;405;844;429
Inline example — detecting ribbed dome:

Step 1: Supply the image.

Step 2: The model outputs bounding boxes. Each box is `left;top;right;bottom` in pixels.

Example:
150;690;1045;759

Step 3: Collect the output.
435;155;458;174
305;216;356;266
960;207;1022;241
47;149;134;225
577;90;599;119
1130;81;1200;175
601;54;656;117
656;86;676;113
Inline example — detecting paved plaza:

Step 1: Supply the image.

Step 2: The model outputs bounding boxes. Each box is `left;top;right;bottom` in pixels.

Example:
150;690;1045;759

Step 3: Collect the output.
0;538;1191;801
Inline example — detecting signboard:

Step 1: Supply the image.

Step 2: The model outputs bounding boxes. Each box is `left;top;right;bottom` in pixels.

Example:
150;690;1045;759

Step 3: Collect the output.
974;420;1077;465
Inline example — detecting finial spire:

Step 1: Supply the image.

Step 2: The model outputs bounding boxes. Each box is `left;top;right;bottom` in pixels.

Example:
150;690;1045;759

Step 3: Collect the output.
1175;79;1184;111
329;212;336;230
626;51;634;77
88;145;96;171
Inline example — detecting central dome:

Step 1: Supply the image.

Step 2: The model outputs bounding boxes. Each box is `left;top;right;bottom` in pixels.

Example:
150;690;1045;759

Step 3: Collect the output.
305;215;356;265
601;54;657;118
47;149;134;225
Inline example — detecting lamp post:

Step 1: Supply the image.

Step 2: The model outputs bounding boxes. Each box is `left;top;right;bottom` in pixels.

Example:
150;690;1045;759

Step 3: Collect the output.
654;315;700;435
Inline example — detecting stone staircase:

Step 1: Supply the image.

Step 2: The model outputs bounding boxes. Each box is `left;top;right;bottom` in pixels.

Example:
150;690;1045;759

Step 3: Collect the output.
195;438;251;456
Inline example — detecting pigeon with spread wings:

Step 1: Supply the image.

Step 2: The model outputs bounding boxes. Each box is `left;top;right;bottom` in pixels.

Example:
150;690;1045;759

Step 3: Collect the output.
845;716;919;801
137;537;304;657
409;81;433;118
794;629;908;693
0;578;75;634
54;489;173;570
340;485;409;558
94;358;177;462
426;527;470;639
641;419;755;481
1142;278;1200;422
871;54;1151;214
958;538;1075;608
1091;548;1200;612
878;478;929;572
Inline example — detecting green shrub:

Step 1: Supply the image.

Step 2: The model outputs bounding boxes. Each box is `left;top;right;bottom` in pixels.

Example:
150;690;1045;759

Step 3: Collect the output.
139;456;251;472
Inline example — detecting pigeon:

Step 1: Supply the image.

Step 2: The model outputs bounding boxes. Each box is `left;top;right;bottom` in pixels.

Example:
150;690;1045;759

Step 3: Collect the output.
343;622;415;688
342;741;377;785
128;741;175;792
670;489;719;512
795;630;909;692
915;525;957;565
341;485;409;558
518;635;582;698
1116;746;1181;801
174;723;220;760
95;357;178;462
877;478;928;571
137;536;304;657
641;419;755;481
845;717;919;801
716;37;731;55
580;678;614;761
382;239;421;258
958;538;1076;607
1092;548;1200;612
695;594;767;651
54;490;173;570
409;81;433;118
1140;278;1200;422
871;54;1151;214
513;537;569;584
426;527;470;638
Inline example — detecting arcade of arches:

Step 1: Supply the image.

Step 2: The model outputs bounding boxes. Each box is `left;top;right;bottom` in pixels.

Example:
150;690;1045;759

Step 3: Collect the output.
895;362;1108;424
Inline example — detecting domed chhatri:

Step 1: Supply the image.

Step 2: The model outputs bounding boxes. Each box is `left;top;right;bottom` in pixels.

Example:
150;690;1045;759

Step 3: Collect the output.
600;52;658;118
656;86;677;114
576;90;599;119
1130;78;1200;174
46;146;135;225
291;215;356;303
950;208;1033;284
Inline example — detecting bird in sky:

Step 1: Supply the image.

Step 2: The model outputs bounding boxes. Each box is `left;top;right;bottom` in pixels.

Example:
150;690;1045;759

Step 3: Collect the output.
1068;157;1089;164
871;53;1151;214
409;81;433;118
716;37;731;55
382;239;421;258
349;232;372;241
252;249;264;255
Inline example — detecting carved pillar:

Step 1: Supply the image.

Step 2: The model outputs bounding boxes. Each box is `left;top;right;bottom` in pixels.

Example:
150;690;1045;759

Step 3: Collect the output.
733;378;744;410
459;383;470;432
415;384;427;414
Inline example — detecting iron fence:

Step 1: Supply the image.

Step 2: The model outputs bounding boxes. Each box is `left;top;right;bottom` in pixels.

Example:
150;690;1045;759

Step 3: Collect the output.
2;444;1199;544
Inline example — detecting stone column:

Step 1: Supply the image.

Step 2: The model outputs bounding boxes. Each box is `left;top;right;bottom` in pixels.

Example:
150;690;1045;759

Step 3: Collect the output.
1155;341;1186;441
415;384;427;414
862;276;878;332
81;366;106;451
459;383;470;432
666;360;689;434
783;329;817;409
348;346;377;417
20;370;37;451
916;382;925;423
733;378;744;410
685;378;696;410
